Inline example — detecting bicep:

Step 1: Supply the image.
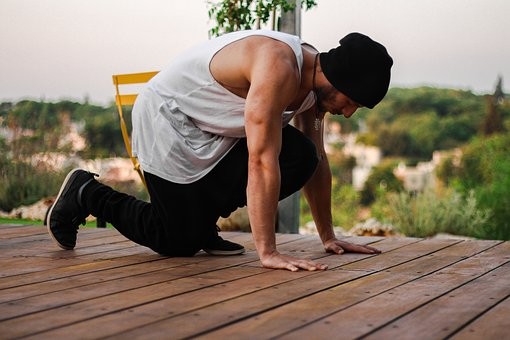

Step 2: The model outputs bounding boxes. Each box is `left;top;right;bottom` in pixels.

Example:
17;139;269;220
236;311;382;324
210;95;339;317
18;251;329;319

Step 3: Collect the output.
244;58;299;159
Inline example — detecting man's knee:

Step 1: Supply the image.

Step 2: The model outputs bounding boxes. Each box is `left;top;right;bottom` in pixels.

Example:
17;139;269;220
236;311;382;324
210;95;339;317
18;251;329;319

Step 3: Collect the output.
302;136;319;176
287;127;319;178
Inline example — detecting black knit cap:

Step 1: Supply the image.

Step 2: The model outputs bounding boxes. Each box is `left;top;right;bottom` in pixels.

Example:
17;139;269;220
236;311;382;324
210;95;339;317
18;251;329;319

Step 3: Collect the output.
319;32;393;109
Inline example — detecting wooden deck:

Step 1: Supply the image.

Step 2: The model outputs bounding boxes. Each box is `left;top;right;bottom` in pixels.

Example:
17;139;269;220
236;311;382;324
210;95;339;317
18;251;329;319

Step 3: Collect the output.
0;224;508;339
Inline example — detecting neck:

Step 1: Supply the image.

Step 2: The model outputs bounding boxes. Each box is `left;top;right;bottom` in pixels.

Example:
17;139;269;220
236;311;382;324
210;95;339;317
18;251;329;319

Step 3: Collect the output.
312;53;320;98
312;53;322;130
301;47;319;92
287;49;318;109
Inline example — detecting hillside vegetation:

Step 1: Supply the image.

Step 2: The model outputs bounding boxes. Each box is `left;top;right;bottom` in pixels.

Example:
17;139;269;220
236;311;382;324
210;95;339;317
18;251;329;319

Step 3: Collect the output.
1;85;509;239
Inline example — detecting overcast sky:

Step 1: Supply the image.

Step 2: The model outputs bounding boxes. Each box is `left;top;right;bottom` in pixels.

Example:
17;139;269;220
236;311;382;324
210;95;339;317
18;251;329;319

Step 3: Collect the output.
1;0;509;105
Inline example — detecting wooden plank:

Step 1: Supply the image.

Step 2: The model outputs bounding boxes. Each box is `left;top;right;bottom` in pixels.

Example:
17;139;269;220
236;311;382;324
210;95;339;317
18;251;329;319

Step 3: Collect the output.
0;231;248;289
0;224;116;242
0;243;142;278
0;225;47;239
450;296;510;340
341;238;460;272
244;235;396;269
179;239;487;339
0;265;272;338
0;226;118;251
20;267;359;338
26;238;420;338
279;241;509;340
0;251;254;303
0;233;305;334
0;254;201;290
0;256;100;279
0;229;248;279
0;232;57;248
0;256;208;303
363;262;510;340
0;234;131;258
3;224;506;340
8;235;386;338
116;270;369;340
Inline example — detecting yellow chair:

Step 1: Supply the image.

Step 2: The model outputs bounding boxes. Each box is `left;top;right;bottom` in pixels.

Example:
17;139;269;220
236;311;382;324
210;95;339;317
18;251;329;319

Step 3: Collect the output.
112;71;159;189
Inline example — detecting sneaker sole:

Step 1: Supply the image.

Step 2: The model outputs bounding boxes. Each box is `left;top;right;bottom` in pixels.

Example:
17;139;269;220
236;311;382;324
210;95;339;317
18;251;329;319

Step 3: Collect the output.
203;248;246;256
47;168;83;250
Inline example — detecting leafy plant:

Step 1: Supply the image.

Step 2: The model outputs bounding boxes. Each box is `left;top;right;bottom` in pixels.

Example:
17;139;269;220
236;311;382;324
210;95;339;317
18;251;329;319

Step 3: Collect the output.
0;99;132;212
207;0;317;37
0;160;68;212
451;134;510;239
300;183;360;229
360;160;403;206
384;189;491;238
361;87;486;159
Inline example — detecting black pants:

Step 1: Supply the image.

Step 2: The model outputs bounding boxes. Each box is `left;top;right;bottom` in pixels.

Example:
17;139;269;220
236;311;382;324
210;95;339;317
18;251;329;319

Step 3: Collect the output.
83;125;319;256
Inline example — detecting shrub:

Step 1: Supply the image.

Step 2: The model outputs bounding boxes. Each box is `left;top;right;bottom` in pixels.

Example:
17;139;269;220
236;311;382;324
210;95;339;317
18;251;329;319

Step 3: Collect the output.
0;161;68;212
385;189;491;238
360;160;403;206
439;133;510;240
300;183;360;229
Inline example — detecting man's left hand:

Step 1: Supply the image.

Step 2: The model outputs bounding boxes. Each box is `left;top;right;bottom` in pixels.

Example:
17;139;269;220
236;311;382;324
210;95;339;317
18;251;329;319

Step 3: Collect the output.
323;238;382;255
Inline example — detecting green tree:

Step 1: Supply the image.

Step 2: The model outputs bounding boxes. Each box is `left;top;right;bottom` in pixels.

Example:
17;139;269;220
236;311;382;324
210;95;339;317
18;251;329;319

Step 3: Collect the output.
376;124;413;157
207;0;317;37
438;133;510;240
362;87;485;159
81;110;125;158
328;148;356;185
360;160;403;206
482;94;505;136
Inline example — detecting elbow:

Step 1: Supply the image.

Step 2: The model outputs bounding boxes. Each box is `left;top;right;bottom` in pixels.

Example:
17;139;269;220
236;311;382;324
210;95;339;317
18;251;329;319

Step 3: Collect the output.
248;155;277;173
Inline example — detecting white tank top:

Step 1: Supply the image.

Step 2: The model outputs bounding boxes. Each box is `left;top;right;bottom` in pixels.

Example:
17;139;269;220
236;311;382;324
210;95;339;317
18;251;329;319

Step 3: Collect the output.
132;30;316;184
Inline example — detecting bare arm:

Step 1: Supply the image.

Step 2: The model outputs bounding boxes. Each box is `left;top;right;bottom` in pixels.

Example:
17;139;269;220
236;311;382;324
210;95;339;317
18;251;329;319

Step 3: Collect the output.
294;109;335;243
295;109;381;255
243;43;327;271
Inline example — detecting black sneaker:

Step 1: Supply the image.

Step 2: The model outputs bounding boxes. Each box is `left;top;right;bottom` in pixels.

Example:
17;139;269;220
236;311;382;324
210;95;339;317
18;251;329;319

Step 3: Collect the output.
47;168;98;250
203;235;245;256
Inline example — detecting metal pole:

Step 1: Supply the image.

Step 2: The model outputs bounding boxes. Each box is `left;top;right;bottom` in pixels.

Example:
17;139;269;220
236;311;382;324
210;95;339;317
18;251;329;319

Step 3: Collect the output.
277;0;301;234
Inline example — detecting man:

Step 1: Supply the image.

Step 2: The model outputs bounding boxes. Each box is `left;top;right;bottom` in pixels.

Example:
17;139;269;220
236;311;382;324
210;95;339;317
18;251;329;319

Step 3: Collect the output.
47;30;392;272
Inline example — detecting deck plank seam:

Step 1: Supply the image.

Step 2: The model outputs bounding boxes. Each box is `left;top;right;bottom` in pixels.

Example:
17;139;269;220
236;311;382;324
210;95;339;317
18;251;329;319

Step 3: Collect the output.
0;256;223;303
3;238;402;337
354;258;510;339
13;267;276;339
270;240;505;339
100;239;459;338
2;227;507;339
447;294;510;339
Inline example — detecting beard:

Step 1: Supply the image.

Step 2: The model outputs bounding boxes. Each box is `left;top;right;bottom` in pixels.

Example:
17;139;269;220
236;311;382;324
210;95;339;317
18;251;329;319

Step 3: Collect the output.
315;84;338;114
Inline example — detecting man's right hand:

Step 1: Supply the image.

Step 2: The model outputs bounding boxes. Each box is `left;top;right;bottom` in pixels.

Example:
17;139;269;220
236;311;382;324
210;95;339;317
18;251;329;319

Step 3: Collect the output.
260;251;328;272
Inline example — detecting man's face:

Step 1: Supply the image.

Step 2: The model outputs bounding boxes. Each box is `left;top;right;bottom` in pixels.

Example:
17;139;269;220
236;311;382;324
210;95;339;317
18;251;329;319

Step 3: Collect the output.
316;84;362;118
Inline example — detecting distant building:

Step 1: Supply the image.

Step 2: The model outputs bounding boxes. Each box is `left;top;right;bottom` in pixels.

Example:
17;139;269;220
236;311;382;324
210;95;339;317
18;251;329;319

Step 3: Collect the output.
393;148;463;192
323;118;464;192
394;162;435;192
342;133;382;191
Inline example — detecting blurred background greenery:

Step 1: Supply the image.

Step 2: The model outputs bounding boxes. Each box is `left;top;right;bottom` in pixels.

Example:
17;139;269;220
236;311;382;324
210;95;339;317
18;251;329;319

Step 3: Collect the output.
2;83;508;239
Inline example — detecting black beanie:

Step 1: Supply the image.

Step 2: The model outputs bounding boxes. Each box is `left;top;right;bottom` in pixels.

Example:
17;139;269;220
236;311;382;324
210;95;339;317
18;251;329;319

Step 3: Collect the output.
319;32;393;109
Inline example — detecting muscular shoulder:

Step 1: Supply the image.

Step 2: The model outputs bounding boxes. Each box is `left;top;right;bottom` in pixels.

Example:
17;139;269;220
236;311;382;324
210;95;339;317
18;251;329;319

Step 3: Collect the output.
245;36;297;59
210;36;300;97
249;37;299;79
